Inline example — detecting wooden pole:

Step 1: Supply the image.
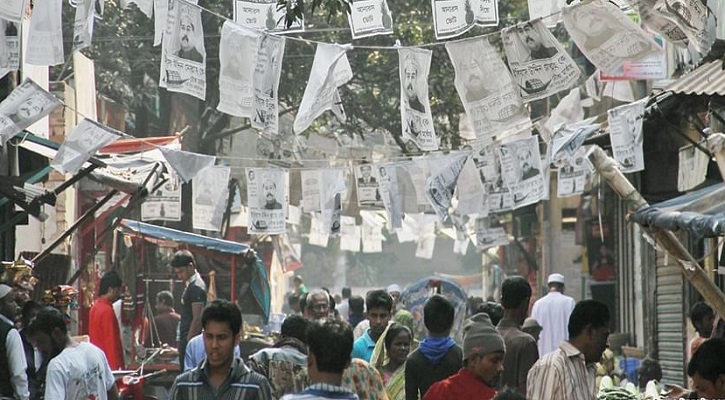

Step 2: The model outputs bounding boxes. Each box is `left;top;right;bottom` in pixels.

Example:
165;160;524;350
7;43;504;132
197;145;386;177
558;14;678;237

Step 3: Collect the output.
708;133;725;181
587;146;725;320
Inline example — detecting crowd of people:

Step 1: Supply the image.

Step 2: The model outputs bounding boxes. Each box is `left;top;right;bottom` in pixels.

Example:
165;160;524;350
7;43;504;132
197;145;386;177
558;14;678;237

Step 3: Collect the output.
1;248;725;400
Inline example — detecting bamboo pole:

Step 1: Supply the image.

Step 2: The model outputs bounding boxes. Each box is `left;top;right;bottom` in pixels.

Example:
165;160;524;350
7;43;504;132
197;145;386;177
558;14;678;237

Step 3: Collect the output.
708;133;725;181
587;146;725;320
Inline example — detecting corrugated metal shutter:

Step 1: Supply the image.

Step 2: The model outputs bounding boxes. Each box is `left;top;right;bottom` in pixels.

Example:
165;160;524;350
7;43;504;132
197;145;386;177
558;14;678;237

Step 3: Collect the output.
656;258;685;386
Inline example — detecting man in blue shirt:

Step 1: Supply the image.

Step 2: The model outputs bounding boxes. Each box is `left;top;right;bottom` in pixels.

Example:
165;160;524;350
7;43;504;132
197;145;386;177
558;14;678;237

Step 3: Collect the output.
351;290;393;361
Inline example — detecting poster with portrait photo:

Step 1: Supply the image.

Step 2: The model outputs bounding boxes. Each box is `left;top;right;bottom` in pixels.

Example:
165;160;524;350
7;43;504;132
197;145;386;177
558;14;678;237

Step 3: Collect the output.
319;168;345;235
557;148;592;198
0;21;20;79
654;0;710;52
502;19;581;102
234;0;304;33
247;168;287;235
0;79;61;146
0;0;25;23
160;0;207;100
217;21;258;118
425;152;468;222
355;164;384;209
550;122;600;162
399;48;437;152
497;135;545;210
446;37;530;142
25;0;64;66
562;0;662;74
607;98;646;173
51;119;123;174
294;43;352;134
192;165;230;231
473;143;513;214
635;0;687;46
256;134;298;168
475;217;509;250
73;0;96;52
347;0;394;39
142;170;182;221
251;34;286;135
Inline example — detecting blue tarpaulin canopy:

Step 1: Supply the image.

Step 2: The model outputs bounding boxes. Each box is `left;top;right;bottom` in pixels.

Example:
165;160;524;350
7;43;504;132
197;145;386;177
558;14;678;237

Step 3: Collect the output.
630;183;725;237
120;219;251;254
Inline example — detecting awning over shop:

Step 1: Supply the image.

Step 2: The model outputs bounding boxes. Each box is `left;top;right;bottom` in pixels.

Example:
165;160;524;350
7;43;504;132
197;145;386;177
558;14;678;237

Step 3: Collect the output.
119;219;251;254
630;183;725;237
665;60;725;96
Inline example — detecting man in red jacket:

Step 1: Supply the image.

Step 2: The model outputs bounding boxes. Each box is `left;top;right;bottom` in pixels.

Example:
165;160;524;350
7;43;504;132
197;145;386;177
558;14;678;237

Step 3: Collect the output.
424;313;505;400
89;270;124;370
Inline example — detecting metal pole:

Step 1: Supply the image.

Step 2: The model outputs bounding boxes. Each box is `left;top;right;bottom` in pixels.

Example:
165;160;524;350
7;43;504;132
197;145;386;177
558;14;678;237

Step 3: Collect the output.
587;146;725;320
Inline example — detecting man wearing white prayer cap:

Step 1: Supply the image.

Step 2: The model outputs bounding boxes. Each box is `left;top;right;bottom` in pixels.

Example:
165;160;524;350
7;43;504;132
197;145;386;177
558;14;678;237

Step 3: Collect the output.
386;284;402;310
531;273;576;357
0;284;30;399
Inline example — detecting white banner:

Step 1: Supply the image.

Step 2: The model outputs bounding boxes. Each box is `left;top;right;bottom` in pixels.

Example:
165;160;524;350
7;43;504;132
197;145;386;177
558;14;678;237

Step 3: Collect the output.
527;0;565;27
502;20;580;101
340;216;361;252
562;0;662;73
319;168;346;235
455;155;487;216
192;166;230;231
415;218;436;259
142;171;182;221
25;0;64;66
233;0;304;33
0;79;61;146
153;0;167;46
308;213;330;247
160;0;207;100
473;144;513;214
158;146;215;182
247;168;287;235
217;21;259;118
446;37;530;142
300;170;321;212
347;0;393;39
607;98;646;173
294;43;352;134
51;119;123;174
378;163;403;229
399;48;438;151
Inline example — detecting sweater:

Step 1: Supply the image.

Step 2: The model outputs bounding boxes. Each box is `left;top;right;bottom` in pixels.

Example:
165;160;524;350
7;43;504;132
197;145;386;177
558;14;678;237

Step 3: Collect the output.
404;345;462;400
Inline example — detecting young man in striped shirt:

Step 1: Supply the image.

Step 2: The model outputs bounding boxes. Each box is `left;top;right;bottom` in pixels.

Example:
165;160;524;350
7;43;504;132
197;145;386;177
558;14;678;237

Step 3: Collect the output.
526;300;610;400
169;300;273;399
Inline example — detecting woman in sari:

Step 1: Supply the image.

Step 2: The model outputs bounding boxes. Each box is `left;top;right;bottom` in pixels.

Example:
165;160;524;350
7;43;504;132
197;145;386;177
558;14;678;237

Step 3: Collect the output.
379;323;413;400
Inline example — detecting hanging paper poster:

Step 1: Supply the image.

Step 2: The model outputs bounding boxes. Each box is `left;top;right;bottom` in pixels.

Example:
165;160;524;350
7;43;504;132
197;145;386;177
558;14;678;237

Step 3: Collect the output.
0;0;25;23
0;21;20;80
473;144;513;214
153;0;167;46
355;164;384;209
527;0;565;27
426;152;468;222
142;171;182;221
557;148;592;198
251;34;286;135
0;79;61;146
562;0;662;74
550;122;600;162
234;0;304;33
73;0;96;51
497;135;545;209
247;168;287;235
340;216;361;252
217;21;259;118
446;37;530;142
300;170;321;212
653;0;711;53
599;33;667;81
51;118;123;174
431;0;475;40
475;0;499;26
193;166;230;231
607;98;646;173
475;217;509;250
501;19;581;102
378;164;403;229
319;168;345;235
121;0;153;18
399;48;437;152
636;0;687;46
161;0;207;100
25;0;64;66
294;43;352;134
347;0;394;39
